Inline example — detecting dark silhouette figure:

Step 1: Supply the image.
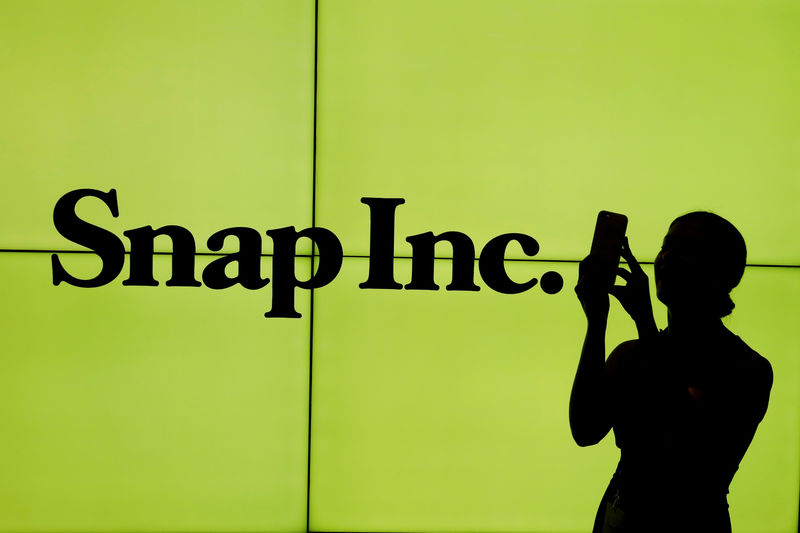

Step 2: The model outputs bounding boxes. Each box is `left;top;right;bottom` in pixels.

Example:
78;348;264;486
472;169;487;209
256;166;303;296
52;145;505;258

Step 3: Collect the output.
571;212;773;532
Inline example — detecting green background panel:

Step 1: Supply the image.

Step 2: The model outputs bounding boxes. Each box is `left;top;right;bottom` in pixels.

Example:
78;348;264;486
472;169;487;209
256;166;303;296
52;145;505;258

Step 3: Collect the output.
0;252;310;531
724;265;800;532
0;0;313;254
310;257;798;532
317;0;800;264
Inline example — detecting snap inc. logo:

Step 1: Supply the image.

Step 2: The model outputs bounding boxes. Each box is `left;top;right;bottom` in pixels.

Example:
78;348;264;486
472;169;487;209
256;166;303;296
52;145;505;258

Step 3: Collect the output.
52;189;565;318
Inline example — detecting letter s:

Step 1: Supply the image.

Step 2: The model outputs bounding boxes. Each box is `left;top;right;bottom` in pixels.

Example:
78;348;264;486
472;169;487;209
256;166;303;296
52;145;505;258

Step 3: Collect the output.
51;188;125;287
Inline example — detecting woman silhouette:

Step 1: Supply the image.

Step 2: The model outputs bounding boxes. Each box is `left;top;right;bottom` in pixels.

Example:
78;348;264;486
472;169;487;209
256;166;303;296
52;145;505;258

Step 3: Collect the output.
571;211;773;533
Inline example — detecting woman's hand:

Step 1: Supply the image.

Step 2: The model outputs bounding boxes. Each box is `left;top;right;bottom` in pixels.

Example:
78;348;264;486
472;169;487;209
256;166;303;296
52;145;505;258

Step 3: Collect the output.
575;253;611;325
609;237;657;335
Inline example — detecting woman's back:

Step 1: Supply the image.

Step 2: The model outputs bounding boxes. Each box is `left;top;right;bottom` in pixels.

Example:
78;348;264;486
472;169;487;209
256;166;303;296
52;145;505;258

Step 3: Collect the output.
595;327;773;531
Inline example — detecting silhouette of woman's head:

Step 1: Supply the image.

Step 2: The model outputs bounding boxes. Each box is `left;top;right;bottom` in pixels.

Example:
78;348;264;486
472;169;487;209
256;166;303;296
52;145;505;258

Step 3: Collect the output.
654;211;746;318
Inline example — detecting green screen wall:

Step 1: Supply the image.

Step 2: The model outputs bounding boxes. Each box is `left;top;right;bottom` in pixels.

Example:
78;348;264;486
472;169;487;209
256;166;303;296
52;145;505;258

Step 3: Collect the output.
0;1;797;532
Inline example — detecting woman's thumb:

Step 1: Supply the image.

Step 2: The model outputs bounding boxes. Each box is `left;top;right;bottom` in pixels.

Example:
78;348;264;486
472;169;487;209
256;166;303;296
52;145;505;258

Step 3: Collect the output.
608;285;622;302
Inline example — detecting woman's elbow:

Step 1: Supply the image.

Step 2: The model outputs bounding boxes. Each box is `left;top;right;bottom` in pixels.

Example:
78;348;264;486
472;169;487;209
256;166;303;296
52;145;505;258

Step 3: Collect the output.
572;432;602;447
569;420;610;447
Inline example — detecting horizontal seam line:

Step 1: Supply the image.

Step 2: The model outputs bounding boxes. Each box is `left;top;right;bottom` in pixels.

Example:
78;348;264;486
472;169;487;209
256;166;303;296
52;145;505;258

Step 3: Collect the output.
0;249;798;268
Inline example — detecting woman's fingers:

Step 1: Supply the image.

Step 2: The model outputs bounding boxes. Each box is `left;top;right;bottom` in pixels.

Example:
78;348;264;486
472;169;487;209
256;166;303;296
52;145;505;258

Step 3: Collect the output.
578;255;605;281
621;237;645;274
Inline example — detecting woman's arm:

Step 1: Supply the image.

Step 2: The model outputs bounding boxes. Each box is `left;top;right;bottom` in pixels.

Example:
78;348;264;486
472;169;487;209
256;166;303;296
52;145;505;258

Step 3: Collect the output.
569;323;635;447
705;353;774;484
572;244;651;447
727;354;774;460
572;254;611;446
569;320;611;446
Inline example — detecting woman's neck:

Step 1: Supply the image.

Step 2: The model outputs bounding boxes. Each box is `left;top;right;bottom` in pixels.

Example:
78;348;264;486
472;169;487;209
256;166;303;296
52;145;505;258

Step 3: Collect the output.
666;308;725;342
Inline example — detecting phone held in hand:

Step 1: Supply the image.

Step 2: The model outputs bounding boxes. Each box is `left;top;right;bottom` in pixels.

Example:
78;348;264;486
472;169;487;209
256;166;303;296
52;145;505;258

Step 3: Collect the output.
590;210;628;289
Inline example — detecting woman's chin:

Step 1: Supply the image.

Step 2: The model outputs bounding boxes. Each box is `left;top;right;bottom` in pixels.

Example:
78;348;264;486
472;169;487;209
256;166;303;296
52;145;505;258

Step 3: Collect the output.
657;292;675;308
657;286;691;310
657;278;699;305
656;283;673;306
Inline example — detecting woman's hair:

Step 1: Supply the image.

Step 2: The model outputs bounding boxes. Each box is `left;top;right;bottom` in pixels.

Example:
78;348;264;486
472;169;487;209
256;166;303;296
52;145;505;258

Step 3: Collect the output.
669;211;747;318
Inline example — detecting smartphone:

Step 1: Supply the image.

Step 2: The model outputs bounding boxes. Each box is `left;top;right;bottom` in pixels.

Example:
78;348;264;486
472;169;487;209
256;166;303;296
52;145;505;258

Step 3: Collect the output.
590;210;628;288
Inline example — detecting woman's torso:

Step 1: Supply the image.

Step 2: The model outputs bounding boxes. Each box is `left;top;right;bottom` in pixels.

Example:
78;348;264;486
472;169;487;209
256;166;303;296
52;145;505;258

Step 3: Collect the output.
606;326;767;519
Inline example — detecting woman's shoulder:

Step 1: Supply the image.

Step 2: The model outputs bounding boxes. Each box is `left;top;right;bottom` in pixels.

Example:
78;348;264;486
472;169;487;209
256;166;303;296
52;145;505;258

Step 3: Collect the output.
605;337;645;379
606;329;772;383
727;333;773;388
720;332;774;422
